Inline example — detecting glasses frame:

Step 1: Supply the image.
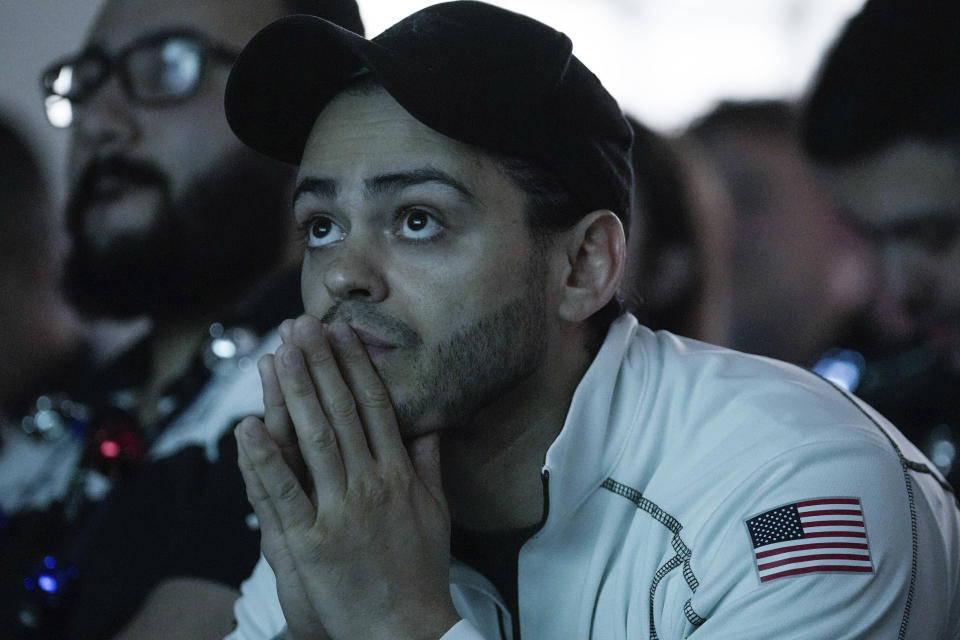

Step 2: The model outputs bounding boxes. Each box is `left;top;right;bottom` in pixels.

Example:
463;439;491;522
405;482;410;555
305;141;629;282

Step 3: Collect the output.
41;28;239;116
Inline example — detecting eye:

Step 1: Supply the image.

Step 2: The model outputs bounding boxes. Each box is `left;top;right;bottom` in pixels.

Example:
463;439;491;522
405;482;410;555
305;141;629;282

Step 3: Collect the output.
396;207;444;241
303;215;346;248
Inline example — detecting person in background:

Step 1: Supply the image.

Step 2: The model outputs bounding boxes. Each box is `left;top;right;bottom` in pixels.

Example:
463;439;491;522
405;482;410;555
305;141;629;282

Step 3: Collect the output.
621;103;874;369
620;115;720;341
0;111;85;517
223;3;959;638
802;0;960;491
0;1;364;638
683;100;876;366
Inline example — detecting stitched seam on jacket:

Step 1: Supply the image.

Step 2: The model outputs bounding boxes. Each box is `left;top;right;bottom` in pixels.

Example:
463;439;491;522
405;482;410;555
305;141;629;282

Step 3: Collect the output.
602;477;706;632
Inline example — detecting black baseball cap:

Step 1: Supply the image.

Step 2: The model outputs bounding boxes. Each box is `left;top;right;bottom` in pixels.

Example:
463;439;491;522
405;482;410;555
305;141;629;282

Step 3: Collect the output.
225;1;633;224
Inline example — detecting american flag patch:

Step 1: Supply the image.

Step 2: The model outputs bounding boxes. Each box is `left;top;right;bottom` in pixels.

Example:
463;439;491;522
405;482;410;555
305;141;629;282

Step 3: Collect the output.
745;497;873;583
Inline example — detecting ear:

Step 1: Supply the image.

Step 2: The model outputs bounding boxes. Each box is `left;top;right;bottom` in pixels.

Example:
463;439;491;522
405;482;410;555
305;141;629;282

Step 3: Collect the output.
556;209;626;322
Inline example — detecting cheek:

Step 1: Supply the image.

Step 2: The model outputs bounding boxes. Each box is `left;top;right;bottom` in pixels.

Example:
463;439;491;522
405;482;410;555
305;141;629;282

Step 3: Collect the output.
142;102;239;180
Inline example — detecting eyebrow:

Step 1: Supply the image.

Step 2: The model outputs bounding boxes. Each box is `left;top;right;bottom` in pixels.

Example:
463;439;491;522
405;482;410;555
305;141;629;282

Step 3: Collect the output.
293;177;337;206
367;168;475;202
293;167;475;207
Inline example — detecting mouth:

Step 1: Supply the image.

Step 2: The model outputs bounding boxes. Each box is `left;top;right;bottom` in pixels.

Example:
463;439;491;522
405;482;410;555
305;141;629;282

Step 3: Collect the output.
73;157;166;205
349;324;399;356
88;172;129;201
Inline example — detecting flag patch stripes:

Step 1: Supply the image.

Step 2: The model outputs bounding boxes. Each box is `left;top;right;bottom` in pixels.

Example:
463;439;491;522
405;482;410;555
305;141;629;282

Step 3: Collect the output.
745;497;873;583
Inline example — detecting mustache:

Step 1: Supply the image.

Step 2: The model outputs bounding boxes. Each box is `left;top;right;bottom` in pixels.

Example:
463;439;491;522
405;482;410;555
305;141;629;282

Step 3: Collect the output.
73;155;168;192
67;155;171;234
320;303;421;349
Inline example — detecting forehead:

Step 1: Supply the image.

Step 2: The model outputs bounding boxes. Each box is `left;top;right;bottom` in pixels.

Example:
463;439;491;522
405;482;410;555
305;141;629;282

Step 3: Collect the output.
824;139;960;228
91;0;279;50
299;88;492;188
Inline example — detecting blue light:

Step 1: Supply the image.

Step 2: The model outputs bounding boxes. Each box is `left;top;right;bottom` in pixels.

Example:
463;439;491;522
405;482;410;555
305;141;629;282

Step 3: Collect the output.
37;574;59;593
812;349;866;392
23;577;35;591
43;556;56;570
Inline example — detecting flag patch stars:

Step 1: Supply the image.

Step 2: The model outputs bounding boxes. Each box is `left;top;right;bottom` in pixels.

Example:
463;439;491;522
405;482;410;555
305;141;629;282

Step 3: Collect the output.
745;497;873;583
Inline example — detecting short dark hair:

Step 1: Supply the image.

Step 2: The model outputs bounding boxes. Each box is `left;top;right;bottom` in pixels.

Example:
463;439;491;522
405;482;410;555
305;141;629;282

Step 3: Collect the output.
492;155;624;353
802;0;960;163
690;100;797;142
687;99;799;218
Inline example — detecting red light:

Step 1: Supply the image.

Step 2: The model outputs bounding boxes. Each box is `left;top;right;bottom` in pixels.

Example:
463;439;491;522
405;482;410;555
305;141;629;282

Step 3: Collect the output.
100;440;120;458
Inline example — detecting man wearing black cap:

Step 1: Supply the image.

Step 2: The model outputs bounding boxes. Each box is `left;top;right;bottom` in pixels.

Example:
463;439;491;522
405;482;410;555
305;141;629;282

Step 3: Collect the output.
226;3;960;639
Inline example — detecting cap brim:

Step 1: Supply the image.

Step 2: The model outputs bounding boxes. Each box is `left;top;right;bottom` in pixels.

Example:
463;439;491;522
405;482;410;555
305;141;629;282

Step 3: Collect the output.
225;15;389;164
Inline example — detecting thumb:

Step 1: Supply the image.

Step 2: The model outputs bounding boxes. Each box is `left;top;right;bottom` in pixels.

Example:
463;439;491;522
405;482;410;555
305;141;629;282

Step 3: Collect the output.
407;432;445;506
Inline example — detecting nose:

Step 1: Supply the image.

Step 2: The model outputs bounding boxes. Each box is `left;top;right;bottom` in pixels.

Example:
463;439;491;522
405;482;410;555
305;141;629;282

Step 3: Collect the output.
71;78;138;158
322;236;389;304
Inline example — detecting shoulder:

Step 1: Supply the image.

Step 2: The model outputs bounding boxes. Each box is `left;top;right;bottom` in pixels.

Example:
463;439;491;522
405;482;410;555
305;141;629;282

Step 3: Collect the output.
600;325;960;638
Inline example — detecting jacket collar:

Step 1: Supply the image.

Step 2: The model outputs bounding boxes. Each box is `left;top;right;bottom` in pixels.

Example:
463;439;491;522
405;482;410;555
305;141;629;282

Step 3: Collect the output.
539;313;651;531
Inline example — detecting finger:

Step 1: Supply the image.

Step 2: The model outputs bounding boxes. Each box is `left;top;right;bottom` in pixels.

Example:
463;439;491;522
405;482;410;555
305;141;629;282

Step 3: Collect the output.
326;322;406;467
236;416;315;533
406;431;447;511
279;318;296;343
289;316;374;475
236;417;285;538
258;354;305;479
274;342;347;496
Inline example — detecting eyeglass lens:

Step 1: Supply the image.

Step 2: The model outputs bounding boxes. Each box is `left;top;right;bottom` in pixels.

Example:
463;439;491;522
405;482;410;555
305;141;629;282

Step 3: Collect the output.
43;35;208;128
126;37;203;101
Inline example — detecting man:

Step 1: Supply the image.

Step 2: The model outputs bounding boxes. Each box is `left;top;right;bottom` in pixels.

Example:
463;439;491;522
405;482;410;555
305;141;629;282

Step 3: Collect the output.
225;3;960;638
803;0;960;490
0;1;363;638
684;100;875;366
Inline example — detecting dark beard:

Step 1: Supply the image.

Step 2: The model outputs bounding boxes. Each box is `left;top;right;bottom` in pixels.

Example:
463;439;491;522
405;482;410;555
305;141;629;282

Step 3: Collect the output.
394;294;548;436
318;257;548;438
63;149;293;320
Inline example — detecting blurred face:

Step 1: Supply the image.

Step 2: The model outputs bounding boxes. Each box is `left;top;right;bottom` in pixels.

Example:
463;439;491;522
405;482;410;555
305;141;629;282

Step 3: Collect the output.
62;0;292;318
823;140;960;362
725;132;875;364
296;88;552;437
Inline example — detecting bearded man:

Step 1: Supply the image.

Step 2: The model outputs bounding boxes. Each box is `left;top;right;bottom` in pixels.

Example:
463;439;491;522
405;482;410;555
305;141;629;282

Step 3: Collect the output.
0;1;363;638
224;3;960;639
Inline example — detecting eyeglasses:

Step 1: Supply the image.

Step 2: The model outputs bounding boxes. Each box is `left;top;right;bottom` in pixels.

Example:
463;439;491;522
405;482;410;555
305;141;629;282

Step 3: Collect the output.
41;29;238;128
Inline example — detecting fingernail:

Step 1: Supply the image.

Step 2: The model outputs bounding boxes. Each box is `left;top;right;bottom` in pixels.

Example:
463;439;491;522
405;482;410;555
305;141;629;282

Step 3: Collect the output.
279;318;296;342
237;419;265;443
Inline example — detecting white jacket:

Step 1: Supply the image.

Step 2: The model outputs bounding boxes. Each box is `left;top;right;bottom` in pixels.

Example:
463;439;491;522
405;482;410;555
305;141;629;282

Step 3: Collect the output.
229;315;960;639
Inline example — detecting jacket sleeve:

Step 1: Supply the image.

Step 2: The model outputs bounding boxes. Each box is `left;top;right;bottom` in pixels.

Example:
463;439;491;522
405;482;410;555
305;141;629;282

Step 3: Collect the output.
661;438;946;640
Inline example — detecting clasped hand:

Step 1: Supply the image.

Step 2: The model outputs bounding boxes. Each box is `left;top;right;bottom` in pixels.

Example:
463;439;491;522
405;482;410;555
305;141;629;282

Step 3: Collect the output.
236;315;460;640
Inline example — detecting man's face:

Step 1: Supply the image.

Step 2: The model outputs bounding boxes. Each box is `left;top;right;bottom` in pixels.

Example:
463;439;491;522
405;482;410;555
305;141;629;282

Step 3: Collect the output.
296;87;553;438
63;0;291;318
724;132;875;364
822;139;960;362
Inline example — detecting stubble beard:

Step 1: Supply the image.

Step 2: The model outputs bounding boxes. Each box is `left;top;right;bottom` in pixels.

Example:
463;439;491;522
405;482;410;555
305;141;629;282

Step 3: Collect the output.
392;263;549;438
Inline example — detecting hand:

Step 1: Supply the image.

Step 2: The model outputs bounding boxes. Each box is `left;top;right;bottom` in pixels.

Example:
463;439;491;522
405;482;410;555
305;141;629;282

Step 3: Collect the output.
236;340;327;640
236;315;459;640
